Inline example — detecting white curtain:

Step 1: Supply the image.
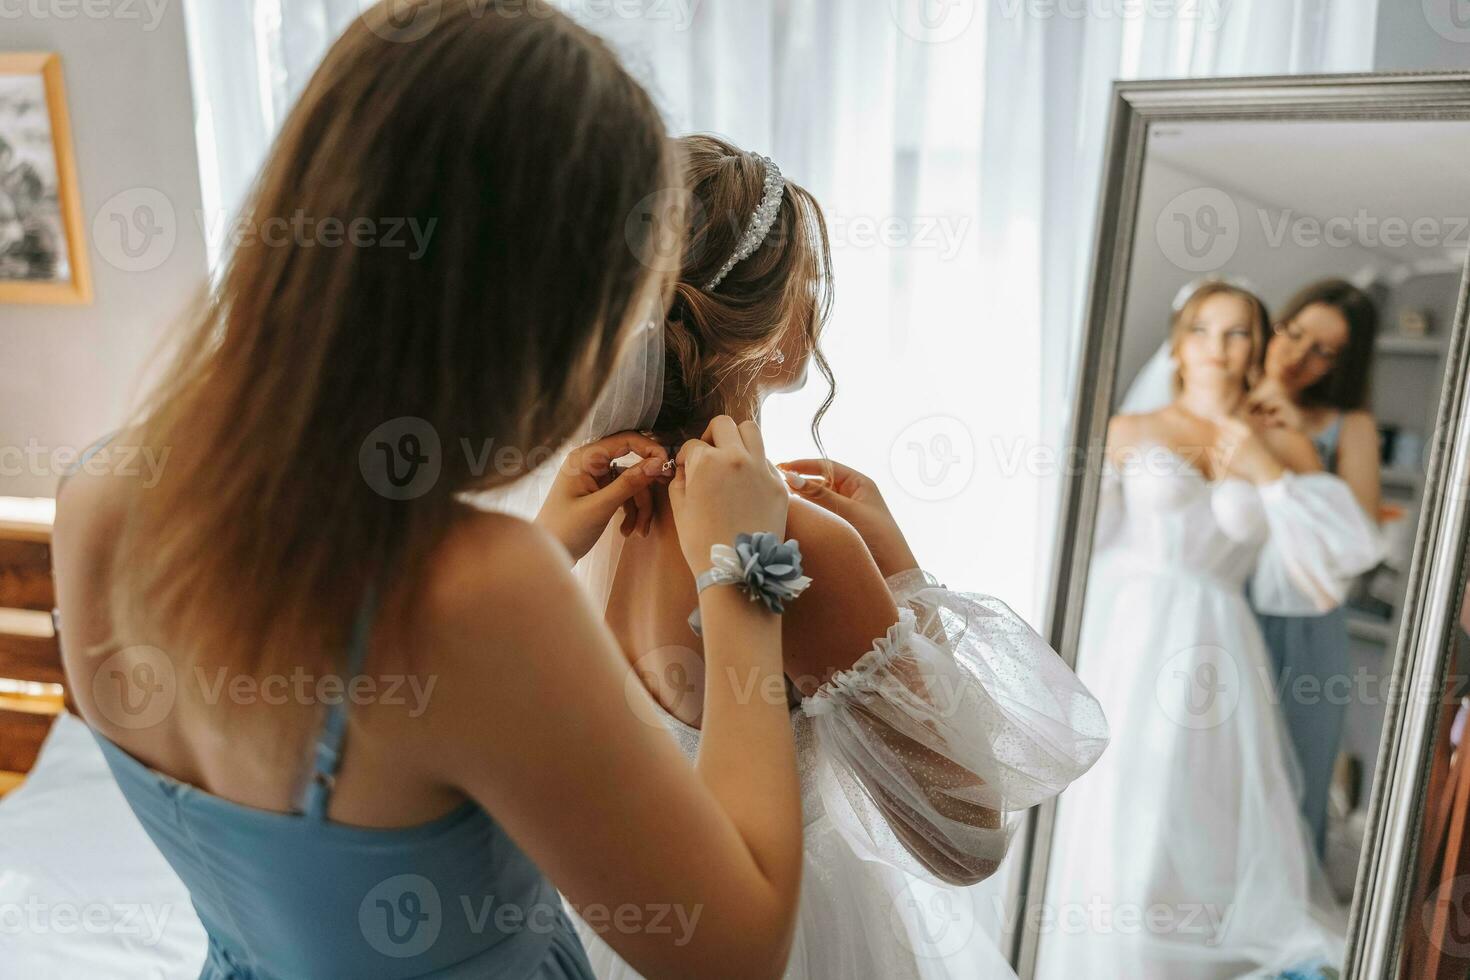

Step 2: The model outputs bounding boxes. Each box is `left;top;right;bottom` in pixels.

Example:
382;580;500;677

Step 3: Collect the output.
180;0;1377;968
182;0;1379;618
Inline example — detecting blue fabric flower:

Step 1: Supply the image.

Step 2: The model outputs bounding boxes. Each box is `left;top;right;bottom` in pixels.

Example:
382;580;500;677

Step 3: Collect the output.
687;533;812;635
733;532;808;613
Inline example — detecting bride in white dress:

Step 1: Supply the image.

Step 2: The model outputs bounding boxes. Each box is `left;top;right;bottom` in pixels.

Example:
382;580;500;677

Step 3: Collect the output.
530;135;1109;980
1035;281;1382;979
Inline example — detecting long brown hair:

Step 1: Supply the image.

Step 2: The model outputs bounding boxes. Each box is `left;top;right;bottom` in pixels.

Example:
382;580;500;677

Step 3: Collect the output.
655;135;834;450
1276;278;1378;411
110;1;676;681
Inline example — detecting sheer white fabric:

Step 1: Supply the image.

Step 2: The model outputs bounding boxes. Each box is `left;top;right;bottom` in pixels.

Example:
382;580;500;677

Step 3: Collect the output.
801;569;1109;887
1098;397;1387;618
465;319;663;521
1251;474;1384;616
1036;449;1380;979
1117;341;1178;416
569;539;1107;979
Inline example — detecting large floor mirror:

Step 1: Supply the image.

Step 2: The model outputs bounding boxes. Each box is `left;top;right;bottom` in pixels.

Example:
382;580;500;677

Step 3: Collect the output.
1014;74;1470;979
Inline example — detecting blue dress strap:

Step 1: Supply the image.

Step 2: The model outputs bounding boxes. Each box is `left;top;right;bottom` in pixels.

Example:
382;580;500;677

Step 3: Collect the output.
1311;412;1344;472
298;583;380;821
56;430;120;493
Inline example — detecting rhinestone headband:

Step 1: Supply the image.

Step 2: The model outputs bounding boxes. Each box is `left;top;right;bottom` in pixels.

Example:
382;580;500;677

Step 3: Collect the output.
703;155;784;292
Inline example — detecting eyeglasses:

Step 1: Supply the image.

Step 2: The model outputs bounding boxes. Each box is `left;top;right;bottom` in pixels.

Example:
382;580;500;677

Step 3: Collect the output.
1273;320;1340;368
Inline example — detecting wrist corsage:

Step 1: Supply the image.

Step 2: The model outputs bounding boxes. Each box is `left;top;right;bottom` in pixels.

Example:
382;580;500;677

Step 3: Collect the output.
688;531;813;636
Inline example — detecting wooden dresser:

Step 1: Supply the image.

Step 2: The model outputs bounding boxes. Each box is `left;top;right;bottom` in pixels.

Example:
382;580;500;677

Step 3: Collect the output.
0;496;63;795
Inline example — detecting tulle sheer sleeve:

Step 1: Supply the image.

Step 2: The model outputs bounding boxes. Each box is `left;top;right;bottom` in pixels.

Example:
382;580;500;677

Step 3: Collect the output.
1251;471;1384;616
799;570;1109;884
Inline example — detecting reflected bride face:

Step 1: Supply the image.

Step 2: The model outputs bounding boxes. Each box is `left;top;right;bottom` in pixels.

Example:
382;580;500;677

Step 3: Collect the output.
1264;302;1349;396
1176;293;1257;390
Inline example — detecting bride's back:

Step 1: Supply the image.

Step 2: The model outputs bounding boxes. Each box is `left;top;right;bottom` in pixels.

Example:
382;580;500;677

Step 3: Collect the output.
603;481;899;728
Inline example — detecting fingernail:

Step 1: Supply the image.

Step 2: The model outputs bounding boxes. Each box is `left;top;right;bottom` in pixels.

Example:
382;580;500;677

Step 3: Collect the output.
781;470;806;489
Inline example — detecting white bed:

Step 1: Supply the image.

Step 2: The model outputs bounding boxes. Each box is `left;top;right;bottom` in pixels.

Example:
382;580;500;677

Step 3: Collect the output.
0;712;205;978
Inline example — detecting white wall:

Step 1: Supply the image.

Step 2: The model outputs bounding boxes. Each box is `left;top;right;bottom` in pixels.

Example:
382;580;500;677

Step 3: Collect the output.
1117;157;1387;401
0;3;207;498
1375;1;1470;72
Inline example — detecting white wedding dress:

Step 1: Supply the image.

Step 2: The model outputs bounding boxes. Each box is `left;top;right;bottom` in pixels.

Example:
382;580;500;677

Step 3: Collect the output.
1034;445;1382;979
566;530;1110;980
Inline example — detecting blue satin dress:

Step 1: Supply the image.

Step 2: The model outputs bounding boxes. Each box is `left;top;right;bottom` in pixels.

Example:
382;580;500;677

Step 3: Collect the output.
88;590;597;979
1253;414;1350;858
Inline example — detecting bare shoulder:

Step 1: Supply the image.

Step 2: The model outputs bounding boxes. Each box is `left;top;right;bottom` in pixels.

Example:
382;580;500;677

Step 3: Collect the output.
785;495;875;572
52;457;136;663
408;506;612;750
1339;410;1379;446
782;496;899;692
416;507;576;640
52;454;130;555
1106;411;1167;457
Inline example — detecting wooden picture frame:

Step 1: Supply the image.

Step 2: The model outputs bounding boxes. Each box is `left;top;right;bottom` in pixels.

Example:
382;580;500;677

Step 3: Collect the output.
0;52;91;305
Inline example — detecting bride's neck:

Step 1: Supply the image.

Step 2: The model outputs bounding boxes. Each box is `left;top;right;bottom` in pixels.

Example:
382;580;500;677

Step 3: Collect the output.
668;388;765;442
1175;383;1243;420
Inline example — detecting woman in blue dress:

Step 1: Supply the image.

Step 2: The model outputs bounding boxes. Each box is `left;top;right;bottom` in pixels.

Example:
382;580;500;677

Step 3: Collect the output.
51;3;808;978
1246;278;1383;857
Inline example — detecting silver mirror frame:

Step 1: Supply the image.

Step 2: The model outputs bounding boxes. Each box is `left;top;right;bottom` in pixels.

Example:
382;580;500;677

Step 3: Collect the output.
1011;71;1470;979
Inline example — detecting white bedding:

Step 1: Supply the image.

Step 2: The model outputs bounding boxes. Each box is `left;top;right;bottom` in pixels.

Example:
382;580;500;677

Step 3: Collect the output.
0;712;205;979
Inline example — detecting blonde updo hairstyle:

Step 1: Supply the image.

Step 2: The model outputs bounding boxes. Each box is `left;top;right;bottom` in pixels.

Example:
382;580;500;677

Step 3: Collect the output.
656;135;834;449
1169;279;1270;394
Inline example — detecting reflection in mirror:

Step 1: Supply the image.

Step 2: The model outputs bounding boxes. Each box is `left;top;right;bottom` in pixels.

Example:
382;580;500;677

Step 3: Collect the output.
1036;119;1470;979
1399;557;1470;978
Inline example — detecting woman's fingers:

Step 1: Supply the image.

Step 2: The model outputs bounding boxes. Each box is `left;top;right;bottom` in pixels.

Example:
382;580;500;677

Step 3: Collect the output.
567;429;667;482
675;437;708;471
737;419;765;460
590;455;664;516
778;457;841;480
701;414;743;451
633;484;654;536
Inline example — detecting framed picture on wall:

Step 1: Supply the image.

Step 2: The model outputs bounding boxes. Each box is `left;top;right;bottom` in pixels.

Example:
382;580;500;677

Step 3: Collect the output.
0;52;90;304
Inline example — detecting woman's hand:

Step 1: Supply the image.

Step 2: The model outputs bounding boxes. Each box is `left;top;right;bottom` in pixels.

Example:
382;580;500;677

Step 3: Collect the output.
777;459;918;578
1213;416;1286;486
1245;380;1305;432
534;431;670;562
668;416;788;576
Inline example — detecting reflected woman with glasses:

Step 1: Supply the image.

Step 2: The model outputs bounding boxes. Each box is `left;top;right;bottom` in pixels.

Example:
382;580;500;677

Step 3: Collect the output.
1246;278;1382;858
